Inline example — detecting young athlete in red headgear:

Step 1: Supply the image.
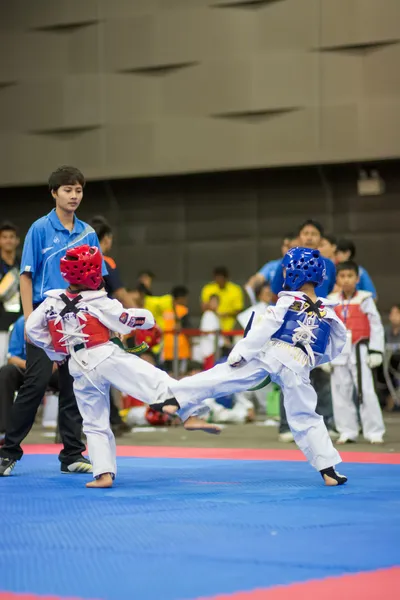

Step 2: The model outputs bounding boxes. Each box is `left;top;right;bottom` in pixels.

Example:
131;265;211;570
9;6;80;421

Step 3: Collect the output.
25;245;220;488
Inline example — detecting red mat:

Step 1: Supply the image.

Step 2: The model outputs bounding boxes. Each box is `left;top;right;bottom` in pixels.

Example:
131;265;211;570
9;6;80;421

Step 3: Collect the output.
22;444;400;464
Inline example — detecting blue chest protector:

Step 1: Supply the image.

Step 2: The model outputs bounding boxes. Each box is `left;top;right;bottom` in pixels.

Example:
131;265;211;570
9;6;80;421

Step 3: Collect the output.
272;298;331;356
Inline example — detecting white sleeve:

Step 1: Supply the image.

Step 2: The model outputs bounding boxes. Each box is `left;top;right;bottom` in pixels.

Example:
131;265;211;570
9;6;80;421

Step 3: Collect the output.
89;296;155;335
314;312;348;366
26;301;67;362
362;297;385;354
232;297;290;362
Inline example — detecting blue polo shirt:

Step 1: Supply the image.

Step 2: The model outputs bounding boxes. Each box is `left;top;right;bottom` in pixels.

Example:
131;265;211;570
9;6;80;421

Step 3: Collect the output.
7;315;26;361
358;266;377;298
258;258;281;285
271;256;336;298
20;209;107;305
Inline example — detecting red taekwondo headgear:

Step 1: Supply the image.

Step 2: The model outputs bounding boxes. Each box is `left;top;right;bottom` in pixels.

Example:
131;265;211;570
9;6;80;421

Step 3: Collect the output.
60;244;103;290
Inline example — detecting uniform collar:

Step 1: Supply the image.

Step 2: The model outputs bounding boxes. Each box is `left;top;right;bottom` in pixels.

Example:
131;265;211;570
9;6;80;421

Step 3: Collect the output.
47;208;83;234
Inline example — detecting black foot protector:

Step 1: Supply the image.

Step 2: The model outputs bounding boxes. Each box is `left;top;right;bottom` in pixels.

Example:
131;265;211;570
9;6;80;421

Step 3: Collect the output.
320;466;348;486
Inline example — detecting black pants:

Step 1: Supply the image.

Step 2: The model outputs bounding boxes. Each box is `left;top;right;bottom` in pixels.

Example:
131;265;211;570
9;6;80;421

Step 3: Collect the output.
0;364;59;433
279;368;335;433
0;343;85;463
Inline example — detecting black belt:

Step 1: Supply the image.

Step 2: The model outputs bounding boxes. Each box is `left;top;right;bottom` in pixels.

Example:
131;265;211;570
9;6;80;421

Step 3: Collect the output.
73;343;85;352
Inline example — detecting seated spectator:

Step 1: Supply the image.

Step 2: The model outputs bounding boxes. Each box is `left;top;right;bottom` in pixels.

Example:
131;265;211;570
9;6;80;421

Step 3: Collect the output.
0;316;58;438
335;238;377;298
245;233;295;305
201;267;244;333
382;304;400;411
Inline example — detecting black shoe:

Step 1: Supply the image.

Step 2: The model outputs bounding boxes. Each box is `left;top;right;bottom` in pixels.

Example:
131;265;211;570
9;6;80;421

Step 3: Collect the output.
320;466;348;486
60;457;92;474
0;457;17;477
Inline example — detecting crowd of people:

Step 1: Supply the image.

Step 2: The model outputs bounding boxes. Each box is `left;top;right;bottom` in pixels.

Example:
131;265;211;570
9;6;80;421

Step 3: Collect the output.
0;166;399;481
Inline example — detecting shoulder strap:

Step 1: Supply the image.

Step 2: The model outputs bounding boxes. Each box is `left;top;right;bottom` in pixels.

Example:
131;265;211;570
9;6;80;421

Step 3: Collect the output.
59;293;83;317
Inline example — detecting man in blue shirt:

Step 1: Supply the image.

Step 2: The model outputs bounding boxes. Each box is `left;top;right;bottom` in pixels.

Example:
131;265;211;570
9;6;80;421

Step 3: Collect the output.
0;166;106;476
335;238;377;298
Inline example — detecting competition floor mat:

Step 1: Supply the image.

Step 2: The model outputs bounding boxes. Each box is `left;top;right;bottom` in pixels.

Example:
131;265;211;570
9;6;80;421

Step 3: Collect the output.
0;446;399;600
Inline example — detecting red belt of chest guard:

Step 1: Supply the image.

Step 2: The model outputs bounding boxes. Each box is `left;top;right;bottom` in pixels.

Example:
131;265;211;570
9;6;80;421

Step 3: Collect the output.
48;314;110;353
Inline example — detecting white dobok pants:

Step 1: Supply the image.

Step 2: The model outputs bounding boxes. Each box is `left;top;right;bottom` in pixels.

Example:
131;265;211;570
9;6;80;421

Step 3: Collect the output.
69;346;176;478
171;355;341;472
331;345;385;442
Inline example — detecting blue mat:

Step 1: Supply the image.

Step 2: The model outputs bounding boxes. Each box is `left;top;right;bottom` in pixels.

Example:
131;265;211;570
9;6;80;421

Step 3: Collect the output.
0;456;399;600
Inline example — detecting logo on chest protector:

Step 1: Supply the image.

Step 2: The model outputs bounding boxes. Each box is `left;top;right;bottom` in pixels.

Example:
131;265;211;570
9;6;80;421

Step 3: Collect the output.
290;300;326;318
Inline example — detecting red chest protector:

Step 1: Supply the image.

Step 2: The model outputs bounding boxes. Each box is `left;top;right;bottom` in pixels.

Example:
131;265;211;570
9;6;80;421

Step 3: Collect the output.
334;300;370;345
48;292;110;353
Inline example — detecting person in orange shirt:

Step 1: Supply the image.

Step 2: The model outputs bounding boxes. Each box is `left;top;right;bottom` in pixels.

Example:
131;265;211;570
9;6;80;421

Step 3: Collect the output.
162;286;191;375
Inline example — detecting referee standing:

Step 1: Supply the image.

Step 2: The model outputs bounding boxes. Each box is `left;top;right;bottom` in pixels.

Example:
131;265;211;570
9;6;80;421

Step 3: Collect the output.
0;166;106;476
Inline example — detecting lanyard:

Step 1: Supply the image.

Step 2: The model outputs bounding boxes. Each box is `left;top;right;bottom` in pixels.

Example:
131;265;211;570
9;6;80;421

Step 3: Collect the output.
340;292;356;325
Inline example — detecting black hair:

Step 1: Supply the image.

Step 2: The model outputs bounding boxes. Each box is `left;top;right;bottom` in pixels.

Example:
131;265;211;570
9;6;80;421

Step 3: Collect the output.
323;234;337;246
90;218;112;242
171;285;189;299
48;166;85;191
213;266;229;278
298;219;324;237
336;260;359;276
0;221;18;236
209;294;220;302
283;232;295;241
255;281;271;298
138;270;155;279
336;238;356;259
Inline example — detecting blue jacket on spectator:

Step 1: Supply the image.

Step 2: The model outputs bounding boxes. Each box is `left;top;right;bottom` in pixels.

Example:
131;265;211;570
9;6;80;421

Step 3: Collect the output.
358;266;377;299
7;315;26;361
258;258;281;285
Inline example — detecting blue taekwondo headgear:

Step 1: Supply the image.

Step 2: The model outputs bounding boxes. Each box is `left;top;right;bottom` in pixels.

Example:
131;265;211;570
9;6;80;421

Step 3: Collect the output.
282;247;326;291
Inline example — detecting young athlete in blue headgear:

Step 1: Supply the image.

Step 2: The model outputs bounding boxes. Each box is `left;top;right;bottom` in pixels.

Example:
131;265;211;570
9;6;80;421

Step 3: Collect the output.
168;247;349;486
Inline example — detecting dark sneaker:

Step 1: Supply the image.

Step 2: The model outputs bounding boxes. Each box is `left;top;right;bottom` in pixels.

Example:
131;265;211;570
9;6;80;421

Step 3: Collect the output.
61;457;92;474
320;466;348;486
0;457;17;477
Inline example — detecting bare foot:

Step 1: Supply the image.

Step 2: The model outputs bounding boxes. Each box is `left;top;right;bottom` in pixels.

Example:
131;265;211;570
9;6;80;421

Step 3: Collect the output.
86;473;114;488
162;404;179;416
183;416;221;435
322;474;340;486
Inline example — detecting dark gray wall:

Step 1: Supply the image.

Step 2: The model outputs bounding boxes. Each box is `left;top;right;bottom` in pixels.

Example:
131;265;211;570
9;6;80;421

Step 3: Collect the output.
1;161;399;318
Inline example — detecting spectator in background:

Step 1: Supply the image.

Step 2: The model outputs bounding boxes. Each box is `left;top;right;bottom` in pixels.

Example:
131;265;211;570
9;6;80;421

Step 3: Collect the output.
137;270;155;296
237;282;273;330
161;285;191;374
0;222;21;365
382;304;400;411
199;294;224;370
90;216;135;309
335;238;377;299
201;267;244;333
270;220;337;442
319;234;337;262
245;233;295;305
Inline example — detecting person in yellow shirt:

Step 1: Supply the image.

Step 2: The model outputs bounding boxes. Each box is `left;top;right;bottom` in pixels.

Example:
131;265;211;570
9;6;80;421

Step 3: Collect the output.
201;267;244;333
